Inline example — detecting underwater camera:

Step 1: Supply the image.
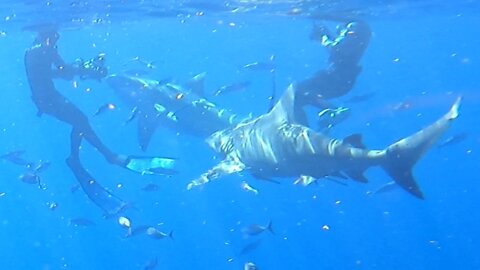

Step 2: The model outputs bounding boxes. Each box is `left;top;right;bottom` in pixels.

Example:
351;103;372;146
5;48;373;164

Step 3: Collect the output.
74;53;108;80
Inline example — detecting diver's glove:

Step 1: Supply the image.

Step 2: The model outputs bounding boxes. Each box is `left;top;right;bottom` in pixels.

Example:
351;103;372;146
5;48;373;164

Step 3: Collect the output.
73;53;108;81
317;106;350;131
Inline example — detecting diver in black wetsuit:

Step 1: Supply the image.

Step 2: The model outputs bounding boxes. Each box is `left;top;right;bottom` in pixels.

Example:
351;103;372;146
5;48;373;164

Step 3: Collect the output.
24;29;175;172
24;29;124;166
295;19;371;129
24;29;176;215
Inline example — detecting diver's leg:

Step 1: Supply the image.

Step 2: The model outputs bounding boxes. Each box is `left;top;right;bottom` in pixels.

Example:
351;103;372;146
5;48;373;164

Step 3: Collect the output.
45;94;175;174
47;96;125;165
77;119;127;165
69;127;82;162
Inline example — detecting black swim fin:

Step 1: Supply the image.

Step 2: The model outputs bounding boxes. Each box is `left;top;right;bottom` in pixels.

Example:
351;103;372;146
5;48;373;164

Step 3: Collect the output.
66;157;128;217
125;156;178;176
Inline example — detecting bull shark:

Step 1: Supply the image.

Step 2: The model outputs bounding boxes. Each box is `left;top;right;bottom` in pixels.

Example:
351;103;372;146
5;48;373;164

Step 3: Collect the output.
106;73;243;151
187;85;461;199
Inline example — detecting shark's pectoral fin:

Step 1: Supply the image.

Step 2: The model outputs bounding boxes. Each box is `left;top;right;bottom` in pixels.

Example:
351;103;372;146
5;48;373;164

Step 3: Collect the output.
187;157;245;190
137;110;160;151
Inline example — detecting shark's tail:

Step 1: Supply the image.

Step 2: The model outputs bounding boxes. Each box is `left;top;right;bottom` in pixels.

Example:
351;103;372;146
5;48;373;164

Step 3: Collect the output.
381;97;461;199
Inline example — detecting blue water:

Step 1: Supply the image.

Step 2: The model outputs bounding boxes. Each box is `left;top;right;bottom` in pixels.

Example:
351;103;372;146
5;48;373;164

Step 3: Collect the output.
0;1;479;269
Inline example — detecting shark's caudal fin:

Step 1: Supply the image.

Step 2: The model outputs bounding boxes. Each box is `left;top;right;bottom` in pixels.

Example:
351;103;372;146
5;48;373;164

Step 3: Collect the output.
382;97;461;199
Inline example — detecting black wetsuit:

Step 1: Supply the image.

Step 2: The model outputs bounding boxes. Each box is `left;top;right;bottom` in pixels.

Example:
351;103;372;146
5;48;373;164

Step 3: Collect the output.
296;20;371;109
24;41;130;215
24;42;116;162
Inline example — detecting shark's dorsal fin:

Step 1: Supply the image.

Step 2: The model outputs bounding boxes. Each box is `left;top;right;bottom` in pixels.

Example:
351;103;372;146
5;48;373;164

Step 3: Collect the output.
344;134;366;149
267;84;299;124
185;72;206;97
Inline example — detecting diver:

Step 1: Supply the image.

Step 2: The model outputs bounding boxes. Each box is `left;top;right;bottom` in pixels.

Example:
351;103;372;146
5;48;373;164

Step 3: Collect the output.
24;29;126;167
24;28;176;215
295;18;371;130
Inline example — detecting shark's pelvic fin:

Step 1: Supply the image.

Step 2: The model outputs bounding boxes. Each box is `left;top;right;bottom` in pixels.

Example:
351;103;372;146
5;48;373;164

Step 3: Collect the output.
382;97;461;199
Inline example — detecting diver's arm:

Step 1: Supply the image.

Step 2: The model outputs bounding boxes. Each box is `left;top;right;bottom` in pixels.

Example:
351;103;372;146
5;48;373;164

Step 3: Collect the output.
51;48;77;80
51;51;108;81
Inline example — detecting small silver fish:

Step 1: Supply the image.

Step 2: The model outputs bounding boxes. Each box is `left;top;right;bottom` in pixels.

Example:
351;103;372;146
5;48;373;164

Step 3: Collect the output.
124;106;139;125
28;160;51;173
69;218;96;227
240;239;263;255
243;55;276;71
125;225;150;238
19;171;46;189
242;221;274;236
18;172;40;185
141;183;160;192
214;81;250;96
1;150;29;166
94;103;116;116
240;181;258;195
146;227;173;240
371;181;398;195
243;62;275;71
244;262;258;270
317;107;350;130
47;201;58;211
437;132;468;149
123;56;156;69
144;258;158;270
118;216;131;229
70;184;81;193
345;92;376;103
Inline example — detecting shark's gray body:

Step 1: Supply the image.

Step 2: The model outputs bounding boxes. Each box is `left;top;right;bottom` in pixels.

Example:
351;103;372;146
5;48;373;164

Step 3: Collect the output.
188;85;461;199
106;74;242;151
